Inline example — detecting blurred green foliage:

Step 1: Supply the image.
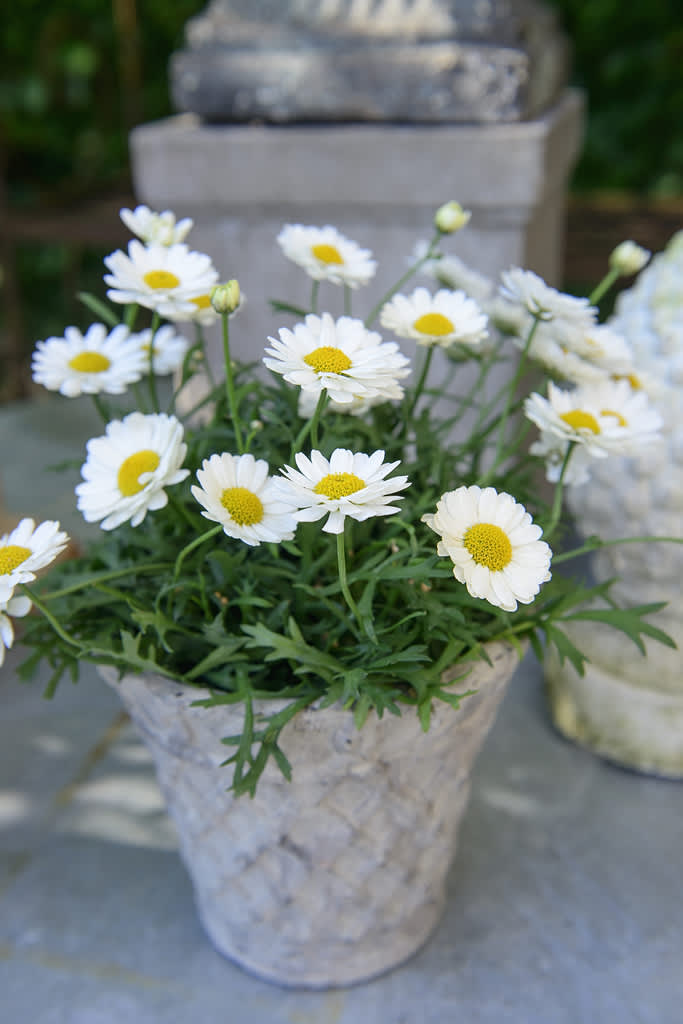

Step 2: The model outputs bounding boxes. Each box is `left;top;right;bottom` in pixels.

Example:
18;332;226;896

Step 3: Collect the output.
1;0;682;203
548;0;683;195
2;0;202;207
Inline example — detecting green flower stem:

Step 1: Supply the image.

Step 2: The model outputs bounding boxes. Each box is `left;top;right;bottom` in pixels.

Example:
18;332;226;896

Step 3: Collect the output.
91;393;111;424
22;585;83;653
344;284;352;316
311;280;320;314
336;527;376;642
124;303;139;330
132;381;149;414
147;312;161;413
42;563;171;601
173;524;223;582
443;350;493;429
542;442;575;542
364;230;441;328
195;322;216;389
221;311;244;453
405;345;435;424
589;266;621;307
292;389;328;458
336;529;362;632
477;315;541;486
552;534;683;566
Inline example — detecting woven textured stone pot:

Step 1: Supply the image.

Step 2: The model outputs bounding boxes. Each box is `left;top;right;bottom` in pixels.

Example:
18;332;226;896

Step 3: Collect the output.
545;232;683;778
545;618;683;778
99;640;520;989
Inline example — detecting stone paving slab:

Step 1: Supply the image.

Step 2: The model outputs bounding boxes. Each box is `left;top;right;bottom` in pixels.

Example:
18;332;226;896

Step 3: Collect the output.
2;643;683;1023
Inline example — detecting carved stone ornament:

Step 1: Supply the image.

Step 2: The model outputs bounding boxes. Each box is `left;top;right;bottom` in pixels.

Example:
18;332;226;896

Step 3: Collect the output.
170;0;570;123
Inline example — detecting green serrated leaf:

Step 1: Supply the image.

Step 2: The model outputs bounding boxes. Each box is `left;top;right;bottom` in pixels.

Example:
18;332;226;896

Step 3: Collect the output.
184;637;247;681
562;603;676;654
544;623;588;676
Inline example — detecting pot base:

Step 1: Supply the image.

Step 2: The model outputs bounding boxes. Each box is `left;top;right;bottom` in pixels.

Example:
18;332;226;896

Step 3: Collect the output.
545;649;683;779
197;890;445;989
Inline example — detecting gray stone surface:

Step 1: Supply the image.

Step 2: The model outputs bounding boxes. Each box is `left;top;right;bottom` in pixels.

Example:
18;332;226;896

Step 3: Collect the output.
2;396;683;1019
171;0;569;123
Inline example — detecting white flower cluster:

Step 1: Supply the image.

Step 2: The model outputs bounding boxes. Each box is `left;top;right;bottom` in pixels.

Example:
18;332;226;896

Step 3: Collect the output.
39;205;665;629
564;230;683;605
31;206;229;399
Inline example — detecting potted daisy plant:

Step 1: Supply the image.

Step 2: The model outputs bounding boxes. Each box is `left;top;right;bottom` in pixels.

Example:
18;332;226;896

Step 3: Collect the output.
3;199;676;988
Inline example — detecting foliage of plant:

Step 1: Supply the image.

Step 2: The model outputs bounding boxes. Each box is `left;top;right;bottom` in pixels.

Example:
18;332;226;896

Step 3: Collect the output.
547;0;683;195
9;204;677;796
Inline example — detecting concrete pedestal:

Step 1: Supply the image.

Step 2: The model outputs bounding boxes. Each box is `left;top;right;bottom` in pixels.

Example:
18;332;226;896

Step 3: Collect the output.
129;90;583;367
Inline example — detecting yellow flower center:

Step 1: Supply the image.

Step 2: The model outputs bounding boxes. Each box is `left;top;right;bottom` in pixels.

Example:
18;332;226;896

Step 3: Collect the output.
463;523;513;571
143;269;181;290
601;408;628;426
313;472;365;499
0;544;32;575
413;312;455;337
311;243;344;265
560;410;600;434
220;486;264;526
615;372;642;391
191;294;212;310
303;346;353;374
117;450;160;496
68;351;111;373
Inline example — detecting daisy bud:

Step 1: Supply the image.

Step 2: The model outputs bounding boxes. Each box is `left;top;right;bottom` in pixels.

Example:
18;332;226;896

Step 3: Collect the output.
211;280;241;314
609;241;651;277
434;201;471;235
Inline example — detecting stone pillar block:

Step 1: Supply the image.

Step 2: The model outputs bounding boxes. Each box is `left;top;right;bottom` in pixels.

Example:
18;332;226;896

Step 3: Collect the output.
129;89;584;367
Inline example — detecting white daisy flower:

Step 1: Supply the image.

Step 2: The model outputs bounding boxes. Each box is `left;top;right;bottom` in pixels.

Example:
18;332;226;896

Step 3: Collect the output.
104;241;219;318
0;593;33;668
263;313;410;406
32;324;148;398
432;253;495;304
120;205;193;246
574;378;664;452
297;388;393;419
76;412;190;530
500;268;597;328
579;324;635;375
522;324;609;385
166;291;220;327
529;433;594;488
380;287;488;350
134;325;190;376
421;486;552;612
191;453;298;547
524;380;663;458
0;518;70;604
277;224;376;288
278;448;410;535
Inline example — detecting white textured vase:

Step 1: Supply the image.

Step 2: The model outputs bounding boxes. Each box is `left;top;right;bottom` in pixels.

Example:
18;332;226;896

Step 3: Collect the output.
546;231;683;776
99;640;519;989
